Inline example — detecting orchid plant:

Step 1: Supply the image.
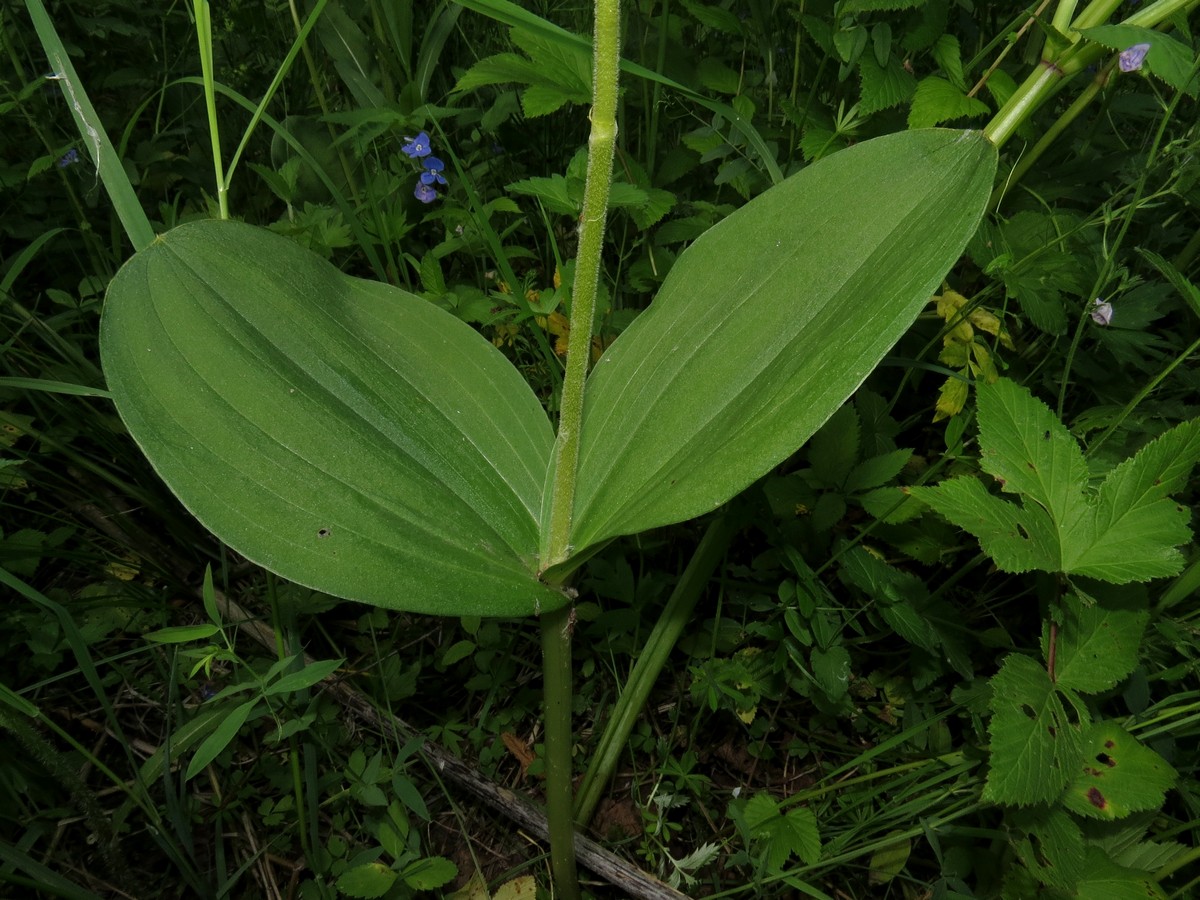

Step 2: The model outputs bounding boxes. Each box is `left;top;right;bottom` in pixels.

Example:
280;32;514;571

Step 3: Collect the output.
24;0;1199;893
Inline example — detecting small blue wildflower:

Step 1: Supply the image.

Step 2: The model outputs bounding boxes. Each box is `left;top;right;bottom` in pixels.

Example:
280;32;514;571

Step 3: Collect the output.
419;156;447;186
401;131;432;158
414;181;439;204
57;148;79;167
1118;43;1151;73
1090;298;1114;326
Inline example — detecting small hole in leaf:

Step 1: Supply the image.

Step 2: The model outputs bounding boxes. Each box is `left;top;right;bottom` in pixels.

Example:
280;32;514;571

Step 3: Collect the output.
317;528;331;538
1020;704;1037;720
1096;752;1115;768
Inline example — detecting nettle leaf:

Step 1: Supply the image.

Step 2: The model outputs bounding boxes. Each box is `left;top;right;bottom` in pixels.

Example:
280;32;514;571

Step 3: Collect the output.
984;653;1087;806
1079;26;1199;96
1061;722;1176;821
1075;848;1167;899
566;129;996;555
908;76;990;128
734;793;821;871
101;220;562;618
911;379;1200;583
1051;590;1148;693
1010;809;1086;891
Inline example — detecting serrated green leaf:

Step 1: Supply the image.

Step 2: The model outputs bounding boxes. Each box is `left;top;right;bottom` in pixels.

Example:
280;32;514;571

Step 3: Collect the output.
907;475;1062;573
1076;847;1167;899
911;380;1200;583
401;855;458;890
977;379;1089;525
101;220;562;618
845;448;912;493
811;645;851;699
931;33;968;91
908;75;991;128
1061;722;1176;821
983;654;1086;806
1010;809;1085;890
566;130;996;556
336;862;398;899
859;53;918;115
1066;419;1200;581
506;174;579;215
1079;26;1198;97
1053;594;1148;693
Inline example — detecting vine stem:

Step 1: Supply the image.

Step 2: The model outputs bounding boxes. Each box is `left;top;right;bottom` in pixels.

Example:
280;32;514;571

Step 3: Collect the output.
538;0;621;897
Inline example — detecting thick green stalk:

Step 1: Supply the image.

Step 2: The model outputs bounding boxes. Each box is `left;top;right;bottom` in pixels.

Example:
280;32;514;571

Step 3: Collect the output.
540;604;579;899
537;1;621;897
541;0;621;571
574;512;739;827
989;60;1116;208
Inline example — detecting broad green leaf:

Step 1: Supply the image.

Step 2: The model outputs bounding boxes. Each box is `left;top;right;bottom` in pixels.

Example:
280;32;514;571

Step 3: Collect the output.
1061;722;1176;821
984;653;1087;806
567;129;996;553
101;220;562;618
1052;593;1148;693
186;698;259;781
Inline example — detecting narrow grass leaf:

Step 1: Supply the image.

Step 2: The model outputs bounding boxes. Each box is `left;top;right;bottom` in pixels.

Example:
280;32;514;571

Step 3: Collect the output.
264;658;344;696
185;698;259;781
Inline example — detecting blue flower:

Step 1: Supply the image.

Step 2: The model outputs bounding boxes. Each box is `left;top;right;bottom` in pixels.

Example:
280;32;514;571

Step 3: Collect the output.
420;156;447;186
57;148;79;167
401;131;432;158
1118;43;1151;73
1090;298;1114;326
414;181;439;204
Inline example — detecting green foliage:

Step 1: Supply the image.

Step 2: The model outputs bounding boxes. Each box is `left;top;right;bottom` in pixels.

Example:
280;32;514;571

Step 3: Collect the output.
6;0;1200;895
911;378;1200;582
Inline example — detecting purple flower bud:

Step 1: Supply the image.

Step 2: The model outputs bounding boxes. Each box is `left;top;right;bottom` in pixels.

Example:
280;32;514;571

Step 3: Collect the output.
414;181;439;204
1090;298;1114;326
401;131;432;158
57;148;79;167
1118;43;1151;73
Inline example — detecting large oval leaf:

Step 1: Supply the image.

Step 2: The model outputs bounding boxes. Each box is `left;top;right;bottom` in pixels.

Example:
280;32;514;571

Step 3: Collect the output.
101;220;563;617
567;129;997;552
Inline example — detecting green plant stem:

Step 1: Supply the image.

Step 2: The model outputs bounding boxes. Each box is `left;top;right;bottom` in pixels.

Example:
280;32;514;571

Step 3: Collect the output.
540;604;579;900
193;0;228;218
542;0;622;571
574;512;738;826
536;2;621;896
990;60;1116;209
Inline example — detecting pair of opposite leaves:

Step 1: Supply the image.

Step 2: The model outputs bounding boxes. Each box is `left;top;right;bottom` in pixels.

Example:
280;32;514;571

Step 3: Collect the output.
100;129;997;617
